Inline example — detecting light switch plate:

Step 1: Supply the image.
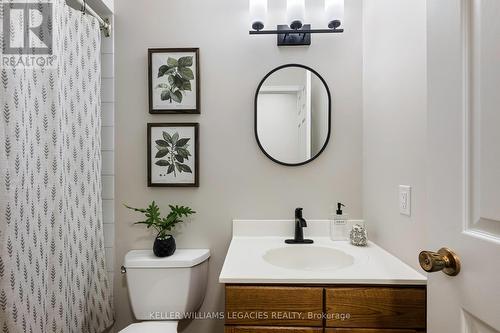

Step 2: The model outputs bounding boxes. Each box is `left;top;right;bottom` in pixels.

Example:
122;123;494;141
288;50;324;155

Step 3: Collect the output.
399;185;411;216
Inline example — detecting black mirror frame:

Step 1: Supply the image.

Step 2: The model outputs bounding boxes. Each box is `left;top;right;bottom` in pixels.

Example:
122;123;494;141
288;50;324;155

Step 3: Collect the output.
254;64;332;167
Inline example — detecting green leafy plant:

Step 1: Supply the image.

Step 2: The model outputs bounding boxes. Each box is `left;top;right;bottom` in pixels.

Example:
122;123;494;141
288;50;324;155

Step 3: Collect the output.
155;131;192;177
124;201;195;239
156;56;194;103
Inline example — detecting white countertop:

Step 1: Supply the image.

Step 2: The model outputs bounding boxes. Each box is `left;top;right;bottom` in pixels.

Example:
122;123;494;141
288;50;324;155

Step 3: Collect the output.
219;220;427;285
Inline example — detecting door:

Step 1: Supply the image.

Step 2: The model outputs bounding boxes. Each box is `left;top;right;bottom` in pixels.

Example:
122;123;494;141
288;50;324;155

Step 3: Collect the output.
426;0;500;332
258;91;302;162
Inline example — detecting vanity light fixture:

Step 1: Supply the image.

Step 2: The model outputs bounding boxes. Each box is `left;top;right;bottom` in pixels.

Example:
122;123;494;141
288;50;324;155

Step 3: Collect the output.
287;0;306;30
249;0;268;31
325;0;344;29
249;0;344;46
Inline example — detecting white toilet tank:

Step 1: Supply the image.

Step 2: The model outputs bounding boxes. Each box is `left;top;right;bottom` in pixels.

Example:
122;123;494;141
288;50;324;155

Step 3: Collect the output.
124;249;210;321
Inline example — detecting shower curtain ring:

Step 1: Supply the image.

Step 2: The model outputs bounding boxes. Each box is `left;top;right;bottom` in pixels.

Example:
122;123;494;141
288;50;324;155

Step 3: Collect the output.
81;0;87;15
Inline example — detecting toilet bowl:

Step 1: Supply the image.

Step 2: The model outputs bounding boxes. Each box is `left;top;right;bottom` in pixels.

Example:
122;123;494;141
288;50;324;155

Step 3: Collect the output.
120;249;210;332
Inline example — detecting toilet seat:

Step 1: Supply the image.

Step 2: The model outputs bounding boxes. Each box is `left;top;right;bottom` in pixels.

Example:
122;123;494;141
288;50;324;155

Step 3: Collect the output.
119;321;178;333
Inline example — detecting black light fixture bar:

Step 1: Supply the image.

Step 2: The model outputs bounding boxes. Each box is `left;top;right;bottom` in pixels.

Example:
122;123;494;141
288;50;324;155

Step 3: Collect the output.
249;24;343;46
249;28;344;35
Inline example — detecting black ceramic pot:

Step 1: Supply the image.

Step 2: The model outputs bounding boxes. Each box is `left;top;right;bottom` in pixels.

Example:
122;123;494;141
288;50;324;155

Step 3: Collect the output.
153;235;176;257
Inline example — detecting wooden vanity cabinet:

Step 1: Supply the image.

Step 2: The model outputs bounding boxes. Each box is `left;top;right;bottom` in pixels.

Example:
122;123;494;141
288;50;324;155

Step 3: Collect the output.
325;328;425;333
325;287;426;329
225;327;322;333
225;286;323;327
225;285;426;333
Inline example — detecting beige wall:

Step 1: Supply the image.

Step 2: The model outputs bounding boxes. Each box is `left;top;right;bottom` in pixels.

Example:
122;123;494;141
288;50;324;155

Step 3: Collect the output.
114;0;363;331
362;0;427;270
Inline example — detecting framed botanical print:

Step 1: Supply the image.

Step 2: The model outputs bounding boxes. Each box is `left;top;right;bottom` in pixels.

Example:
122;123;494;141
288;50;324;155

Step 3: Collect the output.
147;123;199;187
148;48;200;114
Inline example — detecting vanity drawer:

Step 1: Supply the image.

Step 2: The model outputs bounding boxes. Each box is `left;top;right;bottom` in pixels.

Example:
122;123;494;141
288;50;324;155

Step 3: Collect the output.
225;285;323;326
325;287;426;329
226;326;323;333
325;328;425;333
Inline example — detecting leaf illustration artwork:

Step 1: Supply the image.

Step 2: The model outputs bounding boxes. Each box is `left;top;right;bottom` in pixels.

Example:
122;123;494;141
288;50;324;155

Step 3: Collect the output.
156;56;194;104
155;131;193;177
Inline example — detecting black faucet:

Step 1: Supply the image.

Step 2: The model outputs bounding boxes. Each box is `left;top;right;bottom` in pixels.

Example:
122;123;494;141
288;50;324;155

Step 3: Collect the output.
285;208;314;244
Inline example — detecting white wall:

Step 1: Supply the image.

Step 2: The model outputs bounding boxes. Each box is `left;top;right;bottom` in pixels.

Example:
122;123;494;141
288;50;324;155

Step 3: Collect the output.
114;0;363;332
362;0;427;269
100;18;115;303
263;67;307;86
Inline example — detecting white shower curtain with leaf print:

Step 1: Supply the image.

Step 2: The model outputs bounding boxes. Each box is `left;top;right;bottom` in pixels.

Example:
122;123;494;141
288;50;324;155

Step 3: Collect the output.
0;1;113;332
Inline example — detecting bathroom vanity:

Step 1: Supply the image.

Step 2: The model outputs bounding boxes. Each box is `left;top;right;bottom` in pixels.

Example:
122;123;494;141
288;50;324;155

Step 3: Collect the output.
220;220;427;333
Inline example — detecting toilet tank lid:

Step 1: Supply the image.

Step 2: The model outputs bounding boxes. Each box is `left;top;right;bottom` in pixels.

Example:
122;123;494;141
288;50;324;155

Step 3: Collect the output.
124;249;210;268
119;322;178;333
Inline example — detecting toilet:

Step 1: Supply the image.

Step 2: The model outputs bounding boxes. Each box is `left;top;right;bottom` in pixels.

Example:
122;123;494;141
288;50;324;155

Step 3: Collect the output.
120;249;210;333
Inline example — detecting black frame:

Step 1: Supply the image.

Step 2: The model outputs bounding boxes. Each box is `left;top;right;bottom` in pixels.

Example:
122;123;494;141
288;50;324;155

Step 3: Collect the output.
254;64;332;167
148;48;200;114
147;123;199;187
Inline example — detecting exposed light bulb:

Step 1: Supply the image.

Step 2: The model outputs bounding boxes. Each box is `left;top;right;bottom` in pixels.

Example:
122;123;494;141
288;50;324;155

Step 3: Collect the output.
287;0;305;30
325;0;344;29
249;0;267;31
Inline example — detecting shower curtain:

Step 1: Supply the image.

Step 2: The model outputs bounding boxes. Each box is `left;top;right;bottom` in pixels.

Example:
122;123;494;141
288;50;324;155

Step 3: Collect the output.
0;1;113;332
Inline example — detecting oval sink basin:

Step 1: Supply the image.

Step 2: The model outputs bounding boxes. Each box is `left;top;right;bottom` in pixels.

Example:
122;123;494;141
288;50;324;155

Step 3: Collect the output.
263;246;354;271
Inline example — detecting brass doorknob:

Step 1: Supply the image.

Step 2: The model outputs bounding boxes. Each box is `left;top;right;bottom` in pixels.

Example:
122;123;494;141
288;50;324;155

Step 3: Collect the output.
419;247;461;276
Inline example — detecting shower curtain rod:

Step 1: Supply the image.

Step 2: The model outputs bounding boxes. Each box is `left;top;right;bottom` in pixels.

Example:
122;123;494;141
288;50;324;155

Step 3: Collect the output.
72;0;111;37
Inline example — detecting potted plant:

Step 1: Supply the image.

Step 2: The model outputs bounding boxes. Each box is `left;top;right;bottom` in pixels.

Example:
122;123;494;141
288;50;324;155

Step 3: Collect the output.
124;201;195;257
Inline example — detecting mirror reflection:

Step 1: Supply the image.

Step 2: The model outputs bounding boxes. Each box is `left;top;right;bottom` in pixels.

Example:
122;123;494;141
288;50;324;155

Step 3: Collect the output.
255;65;331;166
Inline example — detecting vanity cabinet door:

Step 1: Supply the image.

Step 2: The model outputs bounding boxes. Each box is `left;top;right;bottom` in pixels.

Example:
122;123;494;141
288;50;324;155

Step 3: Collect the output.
325;287;426;329
225;286;323;327
325;328;425;333
226;327;323;333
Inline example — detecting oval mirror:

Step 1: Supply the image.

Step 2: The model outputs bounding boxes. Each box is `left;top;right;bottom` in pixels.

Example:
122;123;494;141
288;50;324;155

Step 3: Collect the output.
255;64;331;166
